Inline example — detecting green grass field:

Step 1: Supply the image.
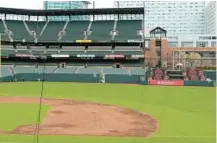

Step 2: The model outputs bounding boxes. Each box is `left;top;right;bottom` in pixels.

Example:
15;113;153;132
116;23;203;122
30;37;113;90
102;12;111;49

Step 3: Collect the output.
0;104;49;131
0;82;216;143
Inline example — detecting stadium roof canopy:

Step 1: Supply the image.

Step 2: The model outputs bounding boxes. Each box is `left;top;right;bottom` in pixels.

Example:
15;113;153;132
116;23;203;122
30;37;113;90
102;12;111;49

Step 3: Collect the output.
0;7;144;16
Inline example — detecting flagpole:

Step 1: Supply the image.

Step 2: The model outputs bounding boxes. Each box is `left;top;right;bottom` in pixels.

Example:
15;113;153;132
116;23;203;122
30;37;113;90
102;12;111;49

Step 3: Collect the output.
178;47;181;70
172;51;174;70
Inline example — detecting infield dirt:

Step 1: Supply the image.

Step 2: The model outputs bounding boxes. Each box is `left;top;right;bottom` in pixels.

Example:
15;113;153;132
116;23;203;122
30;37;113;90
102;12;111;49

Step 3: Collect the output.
0;96;158;137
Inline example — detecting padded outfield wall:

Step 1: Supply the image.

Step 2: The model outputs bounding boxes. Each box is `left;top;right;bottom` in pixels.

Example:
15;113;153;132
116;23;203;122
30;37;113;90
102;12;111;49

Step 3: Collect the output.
0;72;215;87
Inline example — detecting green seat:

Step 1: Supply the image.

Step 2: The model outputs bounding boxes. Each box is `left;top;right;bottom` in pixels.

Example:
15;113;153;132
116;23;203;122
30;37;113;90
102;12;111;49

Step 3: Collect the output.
46;50;59;55
89;21;113;41
115;20;142;41
26;21;45;37
0;20;5;33
31;50;45;55
130;68;144;75
39;21;65;42
36;66;57;73
86;51;111;56
103;68;128;75
63;21;89;41
55;67;77;73
6;20;33;41
0;21;10;41
16;49;30;54
2;49;15;56
13;66;35;73
1;66;12;77
59;50;85;55
77;68;101;74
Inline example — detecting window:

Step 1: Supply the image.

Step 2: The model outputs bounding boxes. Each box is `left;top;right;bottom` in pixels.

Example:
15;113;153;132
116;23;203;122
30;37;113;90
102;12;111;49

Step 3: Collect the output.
168;42;178;48
196;42;208;47
181;42;194;47
211;42;216;47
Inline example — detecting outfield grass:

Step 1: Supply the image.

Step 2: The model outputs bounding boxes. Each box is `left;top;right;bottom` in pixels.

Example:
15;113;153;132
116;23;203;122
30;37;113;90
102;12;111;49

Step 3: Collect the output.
0;82;216;143
0;104;49;130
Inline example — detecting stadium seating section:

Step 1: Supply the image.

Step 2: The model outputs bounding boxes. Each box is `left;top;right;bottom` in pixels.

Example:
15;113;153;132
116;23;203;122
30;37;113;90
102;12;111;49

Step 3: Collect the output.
0;19;145;78
103;68;128;75
25;21;45;35
1;65;145;76
0;19;142;42
36;66;57;73
130;68;145;75
76;68;101;74
63;21;89;41
6;20;33;41
0;21;9;41
1;66;12;77
55;67;77;74
89;20;114;41
1;48;144;57
115;20;142;41
39;21;65;42
13;66;35;73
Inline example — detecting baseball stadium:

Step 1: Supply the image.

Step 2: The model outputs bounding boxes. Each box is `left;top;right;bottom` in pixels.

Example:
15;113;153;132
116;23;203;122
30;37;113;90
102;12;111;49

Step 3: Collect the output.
0;4;216;143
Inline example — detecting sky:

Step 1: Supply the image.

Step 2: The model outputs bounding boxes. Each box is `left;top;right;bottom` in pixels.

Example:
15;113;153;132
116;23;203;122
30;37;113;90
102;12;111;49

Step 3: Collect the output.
0;0;115;9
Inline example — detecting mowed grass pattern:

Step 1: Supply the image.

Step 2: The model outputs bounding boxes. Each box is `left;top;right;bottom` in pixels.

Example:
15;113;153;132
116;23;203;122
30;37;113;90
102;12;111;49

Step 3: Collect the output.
0;82;216;143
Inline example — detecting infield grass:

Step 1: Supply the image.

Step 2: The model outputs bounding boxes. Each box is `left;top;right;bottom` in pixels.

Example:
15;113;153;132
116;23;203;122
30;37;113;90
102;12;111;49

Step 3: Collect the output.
0;82;216;143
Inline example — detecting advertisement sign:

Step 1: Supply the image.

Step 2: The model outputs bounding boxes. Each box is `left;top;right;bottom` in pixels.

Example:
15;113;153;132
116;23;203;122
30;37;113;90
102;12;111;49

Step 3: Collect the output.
51;55;69;58
15;54;33;57
131;55;144;59
148;80;184;86
77;54;95;58
127;40;143;43
104;54;125;59
75;40;92;43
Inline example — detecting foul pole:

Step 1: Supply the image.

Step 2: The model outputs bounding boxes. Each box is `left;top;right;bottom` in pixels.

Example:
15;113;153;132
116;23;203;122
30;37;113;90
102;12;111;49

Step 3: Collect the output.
143;1;146;68
0;33;1;78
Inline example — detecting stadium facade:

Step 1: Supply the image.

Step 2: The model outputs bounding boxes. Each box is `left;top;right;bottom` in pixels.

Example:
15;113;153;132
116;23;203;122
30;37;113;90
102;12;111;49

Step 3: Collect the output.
114;1;216;35
205;1;216;34
167;35;216;48
0;7;215;70
44;1;90;21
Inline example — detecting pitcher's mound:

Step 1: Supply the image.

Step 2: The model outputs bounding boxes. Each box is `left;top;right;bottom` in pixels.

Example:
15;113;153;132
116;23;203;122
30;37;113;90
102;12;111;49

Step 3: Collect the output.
0;96;158;137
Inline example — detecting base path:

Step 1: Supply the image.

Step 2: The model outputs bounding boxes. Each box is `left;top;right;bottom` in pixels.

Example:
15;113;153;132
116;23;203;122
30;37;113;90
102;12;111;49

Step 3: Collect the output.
0;96;159;137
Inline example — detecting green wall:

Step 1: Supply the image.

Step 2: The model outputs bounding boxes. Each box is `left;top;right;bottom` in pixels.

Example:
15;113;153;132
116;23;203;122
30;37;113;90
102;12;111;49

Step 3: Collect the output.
0;72;215;87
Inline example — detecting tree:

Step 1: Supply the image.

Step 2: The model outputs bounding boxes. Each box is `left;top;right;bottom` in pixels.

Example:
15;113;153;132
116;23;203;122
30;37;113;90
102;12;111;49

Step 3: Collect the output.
183;52;201;68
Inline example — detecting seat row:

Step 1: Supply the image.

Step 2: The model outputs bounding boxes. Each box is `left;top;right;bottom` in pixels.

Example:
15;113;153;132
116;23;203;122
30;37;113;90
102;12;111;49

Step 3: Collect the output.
0;20;142;42
1;66;145;77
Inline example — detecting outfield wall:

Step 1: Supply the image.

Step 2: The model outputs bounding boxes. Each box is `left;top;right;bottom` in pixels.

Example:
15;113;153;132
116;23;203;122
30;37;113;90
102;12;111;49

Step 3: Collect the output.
204;71;216;81
0;73;215;87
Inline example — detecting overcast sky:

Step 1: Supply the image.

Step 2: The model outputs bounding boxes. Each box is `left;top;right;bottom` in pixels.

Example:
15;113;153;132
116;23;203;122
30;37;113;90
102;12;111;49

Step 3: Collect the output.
0;0;115;9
